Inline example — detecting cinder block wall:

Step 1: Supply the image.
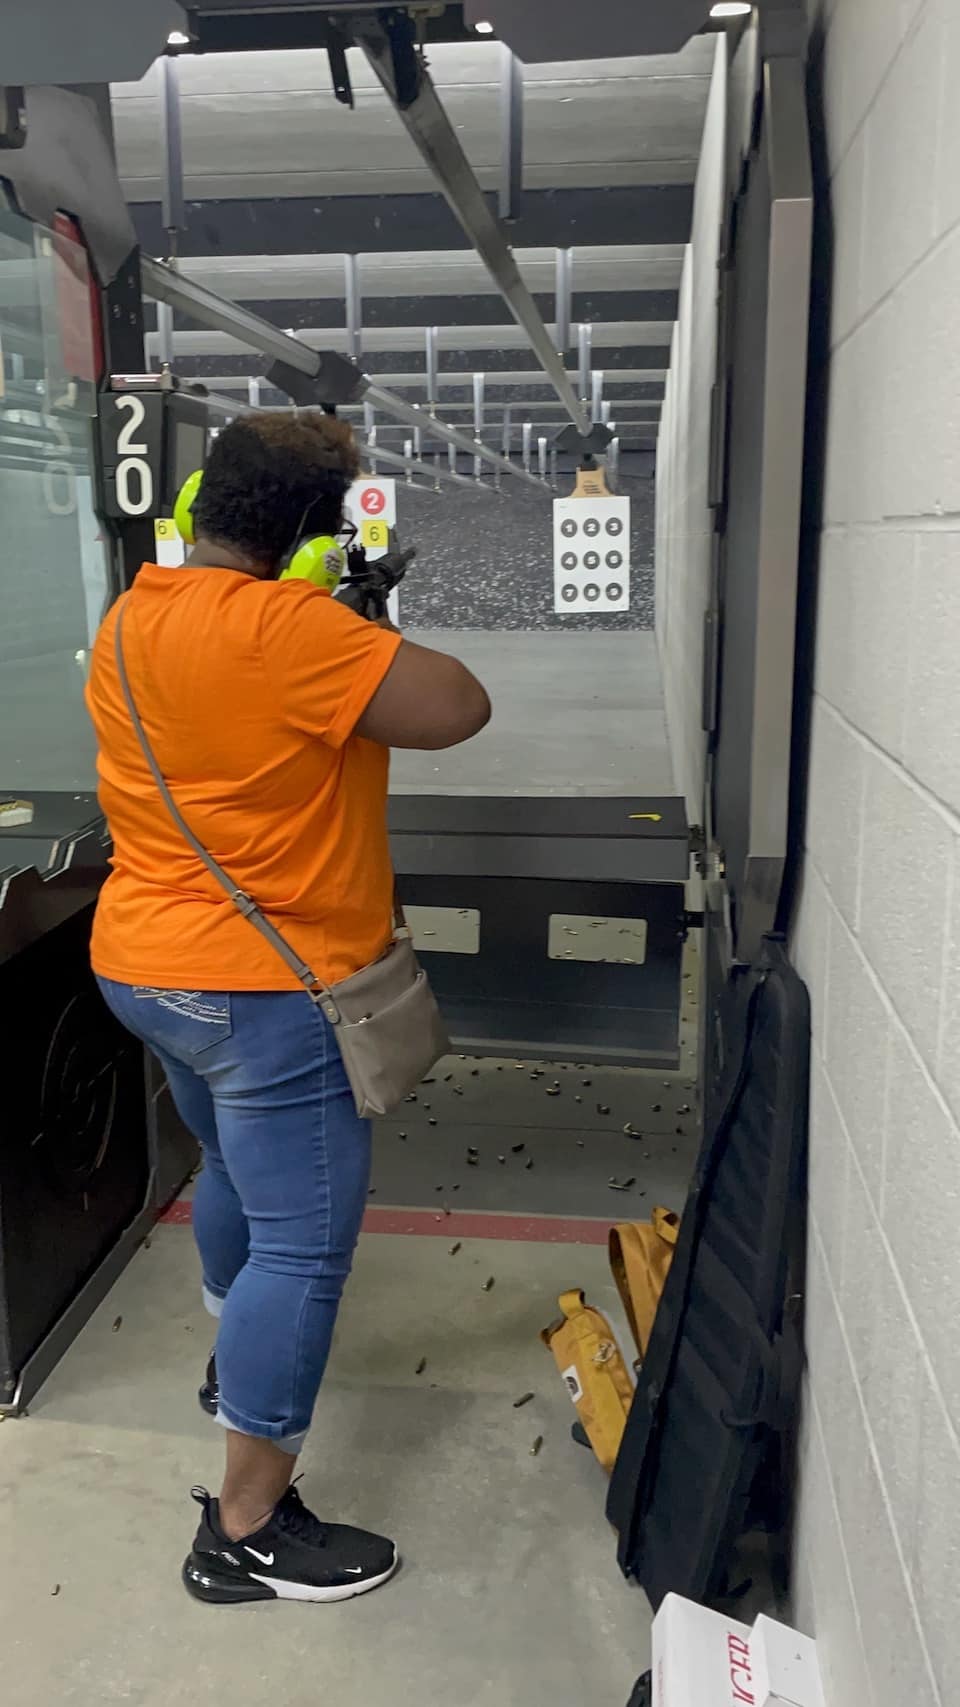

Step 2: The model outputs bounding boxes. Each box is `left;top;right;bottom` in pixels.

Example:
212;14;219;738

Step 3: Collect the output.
791;3;960;1704
654;35;725;818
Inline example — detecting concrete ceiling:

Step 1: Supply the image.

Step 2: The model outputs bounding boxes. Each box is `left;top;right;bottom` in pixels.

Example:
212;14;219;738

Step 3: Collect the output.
114;33;718;451
111;39;716;198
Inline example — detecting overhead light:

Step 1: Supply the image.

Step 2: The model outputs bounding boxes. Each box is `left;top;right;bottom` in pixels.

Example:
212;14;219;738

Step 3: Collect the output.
474;19;495;33
167;29;190;45
709;2;752;16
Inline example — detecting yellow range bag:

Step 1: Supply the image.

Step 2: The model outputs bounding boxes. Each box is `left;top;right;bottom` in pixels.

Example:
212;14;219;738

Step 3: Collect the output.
541;1209;680;1473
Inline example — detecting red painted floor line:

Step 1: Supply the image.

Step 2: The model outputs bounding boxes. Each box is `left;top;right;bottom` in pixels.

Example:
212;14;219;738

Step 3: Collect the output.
158;1198;610;1245
363;1207;610;1244
159;1200;193;1225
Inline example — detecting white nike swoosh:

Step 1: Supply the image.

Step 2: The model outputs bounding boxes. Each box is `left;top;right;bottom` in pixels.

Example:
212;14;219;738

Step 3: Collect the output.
345;1567;364;1576
245;1547;276;1566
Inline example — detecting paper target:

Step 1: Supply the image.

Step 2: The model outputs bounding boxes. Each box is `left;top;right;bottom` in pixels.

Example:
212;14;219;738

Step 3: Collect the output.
552;495;630;613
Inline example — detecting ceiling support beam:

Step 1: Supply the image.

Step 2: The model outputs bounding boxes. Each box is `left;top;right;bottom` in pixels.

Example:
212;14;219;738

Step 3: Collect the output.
473;371;484;480
140;255;548;489
578;323;592;404
424;324;439;407
554;247;572;352
156;51;182;372
343;253;362;361
498;45;523;222
156;300;174;367
351;11;590;437
158;55;184;253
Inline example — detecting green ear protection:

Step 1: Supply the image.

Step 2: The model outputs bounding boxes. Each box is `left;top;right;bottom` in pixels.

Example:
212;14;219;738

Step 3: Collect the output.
173;469;204;545
173;469;348;594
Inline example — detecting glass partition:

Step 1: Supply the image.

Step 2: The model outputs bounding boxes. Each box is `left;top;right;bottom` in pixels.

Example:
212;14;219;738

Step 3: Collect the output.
0;205;111;795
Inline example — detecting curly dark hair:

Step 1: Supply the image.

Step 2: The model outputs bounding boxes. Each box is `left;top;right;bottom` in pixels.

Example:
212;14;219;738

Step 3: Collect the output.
191;410;361;566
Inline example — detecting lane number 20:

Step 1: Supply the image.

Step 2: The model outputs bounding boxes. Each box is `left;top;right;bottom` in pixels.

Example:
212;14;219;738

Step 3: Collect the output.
114;396;154;515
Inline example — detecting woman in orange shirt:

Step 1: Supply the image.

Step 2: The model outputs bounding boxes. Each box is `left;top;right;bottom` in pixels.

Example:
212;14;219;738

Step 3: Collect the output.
86;412;490;1607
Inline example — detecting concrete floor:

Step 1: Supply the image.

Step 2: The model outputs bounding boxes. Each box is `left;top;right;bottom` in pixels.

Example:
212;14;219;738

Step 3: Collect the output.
391;630;673;796
0;1225;652;1707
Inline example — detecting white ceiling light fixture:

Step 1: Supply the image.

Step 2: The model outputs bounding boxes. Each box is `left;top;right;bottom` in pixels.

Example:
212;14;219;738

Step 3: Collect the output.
474;19;495;33
709;2;752;16
167;29;191;46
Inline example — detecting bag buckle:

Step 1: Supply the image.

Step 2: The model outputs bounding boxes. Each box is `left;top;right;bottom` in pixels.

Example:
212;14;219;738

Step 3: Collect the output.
231;888;259;919
305;978;341;1025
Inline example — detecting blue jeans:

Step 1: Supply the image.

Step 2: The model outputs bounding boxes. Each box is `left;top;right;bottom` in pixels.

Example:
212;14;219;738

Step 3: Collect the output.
97;979;371;1448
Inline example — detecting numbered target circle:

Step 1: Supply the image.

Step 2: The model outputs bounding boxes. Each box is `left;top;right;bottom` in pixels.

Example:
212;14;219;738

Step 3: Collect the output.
560;583;578;603
583;583;601;602
605;516;624;536
560;518;577;538
583;517;601;538
606;582;624;602
606;549;623;569
583;550;600;570
560;551;578;571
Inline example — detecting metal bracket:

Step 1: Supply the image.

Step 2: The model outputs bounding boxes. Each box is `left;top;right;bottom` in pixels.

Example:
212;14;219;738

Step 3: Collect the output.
267;352;368;410
553;421;613;457
382;8;423;107
327;22;354;107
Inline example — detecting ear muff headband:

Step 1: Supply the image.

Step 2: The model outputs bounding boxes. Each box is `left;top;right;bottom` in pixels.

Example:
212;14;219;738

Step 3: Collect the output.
172;470;347;593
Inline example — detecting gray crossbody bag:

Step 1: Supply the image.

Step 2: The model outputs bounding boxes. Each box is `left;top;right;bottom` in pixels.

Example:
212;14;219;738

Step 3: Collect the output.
114;600;449;1117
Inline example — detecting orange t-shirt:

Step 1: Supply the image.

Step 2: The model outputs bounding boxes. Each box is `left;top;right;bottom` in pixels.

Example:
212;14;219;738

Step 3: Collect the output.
86;564;402;991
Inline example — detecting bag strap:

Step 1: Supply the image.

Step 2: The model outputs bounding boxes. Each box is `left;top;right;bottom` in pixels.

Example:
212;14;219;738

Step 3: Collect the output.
113;599;343;1025
609;1212;681;1356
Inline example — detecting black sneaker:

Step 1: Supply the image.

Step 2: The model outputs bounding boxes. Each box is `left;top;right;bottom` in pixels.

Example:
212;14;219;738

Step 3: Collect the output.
182;1483;399;1605
198;1352;218;1419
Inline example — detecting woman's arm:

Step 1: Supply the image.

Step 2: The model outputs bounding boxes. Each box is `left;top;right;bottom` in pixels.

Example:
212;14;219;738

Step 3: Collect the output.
356;637;491;751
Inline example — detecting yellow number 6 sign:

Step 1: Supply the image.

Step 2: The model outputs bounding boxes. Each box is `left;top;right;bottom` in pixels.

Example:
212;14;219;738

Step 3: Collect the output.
361;518;389;550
